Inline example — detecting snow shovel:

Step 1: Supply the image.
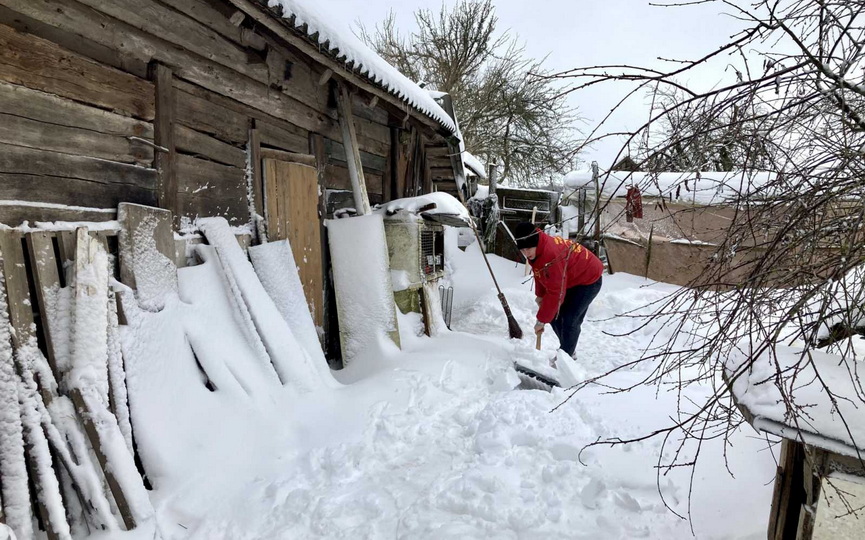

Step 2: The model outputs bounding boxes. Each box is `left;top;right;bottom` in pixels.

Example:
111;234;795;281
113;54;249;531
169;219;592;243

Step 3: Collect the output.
514;330;561;391
455;190;522;339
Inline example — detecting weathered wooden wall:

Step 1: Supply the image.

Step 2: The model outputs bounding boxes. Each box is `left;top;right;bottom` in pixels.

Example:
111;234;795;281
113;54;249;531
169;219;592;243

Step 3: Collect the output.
0;0;455;226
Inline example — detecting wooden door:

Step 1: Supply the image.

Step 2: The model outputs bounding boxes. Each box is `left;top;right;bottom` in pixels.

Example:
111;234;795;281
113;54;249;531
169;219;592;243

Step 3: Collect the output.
263;158;323;328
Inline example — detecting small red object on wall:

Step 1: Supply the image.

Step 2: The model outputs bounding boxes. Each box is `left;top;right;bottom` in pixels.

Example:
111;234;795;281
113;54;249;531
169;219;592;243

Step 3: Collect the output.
625;186;643;222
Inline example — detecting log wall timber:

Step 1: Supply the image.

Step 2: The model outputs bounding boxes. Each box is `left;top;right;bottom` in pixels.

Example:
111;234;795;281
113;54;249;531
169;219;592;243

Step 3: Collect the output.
176;154;246;224
0;0;335;135
0;143;156;209
0;22;154;119
0;0;454;226
0;81;153;166
323;138;387;174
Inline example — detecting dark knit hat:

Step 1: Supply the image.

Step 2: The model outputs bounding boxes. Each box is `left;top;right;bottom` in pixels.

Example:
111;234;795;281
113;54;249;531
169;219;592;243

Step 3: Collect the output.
514;222;540;249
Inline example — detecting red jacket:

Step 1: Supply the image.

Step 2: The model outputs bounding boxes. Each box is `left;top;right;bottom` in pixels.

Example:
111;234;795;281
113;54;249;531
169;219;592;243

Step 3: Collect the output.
531;232;604;323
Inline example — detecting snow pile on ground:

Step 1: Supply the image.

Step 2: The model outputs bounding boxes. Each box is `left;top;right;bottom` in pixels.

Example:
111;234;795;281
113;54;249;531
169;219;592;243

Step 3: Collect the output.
109;221;777;539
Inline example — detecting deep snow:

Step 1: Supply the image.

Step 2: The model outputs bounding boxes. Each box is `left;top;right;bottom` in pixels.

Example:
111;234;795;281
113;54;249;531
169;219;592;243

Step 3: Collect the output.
105;230;776;539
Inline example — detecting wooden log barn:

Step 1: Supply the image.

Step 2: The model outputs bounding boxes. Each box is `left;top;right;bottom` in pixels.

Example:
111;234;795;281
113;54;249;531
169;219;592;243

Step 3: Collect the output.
0;0;468;358
0;0;470;537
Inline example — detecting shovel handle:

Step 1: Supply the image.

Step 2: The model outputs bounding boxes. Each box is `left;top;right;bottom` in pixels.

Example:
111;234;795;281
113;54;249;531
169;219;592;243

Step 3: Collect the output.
535;332;542;351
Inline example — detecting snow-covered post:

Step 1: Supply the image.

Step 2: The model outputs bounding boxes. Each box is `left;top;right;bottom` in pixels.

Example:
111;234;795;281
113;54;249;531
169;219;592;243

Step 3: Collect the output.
488;159;498;196
335;81;372;215
592;161;601;243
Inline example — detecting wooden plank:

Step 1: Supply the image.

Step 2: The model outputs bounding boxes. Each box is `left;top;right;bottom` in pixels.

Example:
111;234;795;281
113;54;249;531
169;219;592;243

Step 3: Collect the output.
323;164;352;191
0;173;156;211
0;78;123;124
0;143;156;190
75;0;270;80
366;173;383;198
0;78;153;147
174;87;249;145
25;232;61;376
0;21;154;119
335;83;370;215
72;0;326;112
175;154;245;197
0;232;32;348
0;3;148;78
0;231;66;539
174;80;313;153
2;0;334;133
176;194;248;225
0;113;152;167
264;158;281;240
258;120;310;154
156;0;265;51
260;148;316;166
152;64;177;219
351;92;389;125
175;124;246;168
324;138;387;173
0;236;34;536
117;204;177;310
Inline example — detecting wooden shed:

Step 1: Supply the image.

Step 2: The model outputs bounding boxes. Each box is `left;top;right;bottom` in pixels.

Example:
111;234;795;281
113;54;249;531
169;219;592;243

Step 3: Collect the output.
0;0;467;360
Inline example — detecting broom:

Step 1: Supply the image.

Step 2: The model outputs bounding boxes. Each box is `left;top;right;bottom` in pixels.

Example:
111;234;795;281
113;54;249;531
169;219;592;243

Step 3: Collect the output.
456;186;523;339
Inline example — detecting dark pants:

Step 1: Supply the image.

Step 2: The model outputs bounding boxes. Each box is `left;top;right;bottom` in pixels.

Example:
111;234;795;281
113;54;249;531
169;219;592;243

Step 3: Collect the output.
550;277;602;357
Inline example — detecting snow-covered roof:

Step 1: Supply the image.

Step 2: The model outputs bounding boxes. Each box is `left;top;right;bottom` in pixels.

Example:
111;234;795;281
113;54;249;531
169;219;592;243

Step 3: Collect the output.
462;151;487;179
262;0;457;135
726;346;865;458
563;170;776;205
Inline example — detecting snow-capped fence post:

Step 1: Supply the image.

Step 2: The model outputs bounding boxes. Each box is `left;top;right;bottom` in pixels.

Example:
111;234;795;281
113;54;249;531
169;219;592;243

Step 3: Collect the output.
118;203;178;312
335;81;372;215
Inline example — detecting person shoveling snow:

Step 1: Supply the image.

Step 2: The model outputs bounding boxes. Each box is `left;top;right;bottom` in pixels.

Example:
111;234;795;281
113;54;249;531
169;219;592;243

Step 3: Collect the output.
513;222;604;388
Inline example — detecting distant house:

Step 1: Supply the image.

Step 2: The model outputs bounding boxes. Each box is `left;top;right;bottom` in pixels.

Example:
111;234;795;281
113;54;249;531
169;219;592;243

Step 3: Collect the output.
561;169;774;285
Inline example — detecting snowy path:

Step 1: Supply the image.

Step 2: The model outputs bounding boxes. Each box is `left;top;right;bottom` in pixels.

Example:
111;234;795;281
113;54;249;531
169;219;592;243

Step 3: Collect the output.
112;244;775;539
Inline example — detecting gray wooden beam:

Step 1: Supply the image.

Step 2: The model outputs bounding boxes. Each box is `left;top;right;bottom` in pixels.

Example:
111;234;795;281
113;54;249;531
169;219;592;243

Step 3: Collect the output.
151;63;177;221
335;83;370;215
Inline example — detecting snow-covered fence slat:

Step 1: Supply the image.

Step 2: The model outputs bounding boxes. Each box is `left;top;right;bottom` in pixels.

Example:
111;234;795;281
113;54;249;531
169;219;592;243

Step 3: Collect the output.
0;225;154;535
199;217;334;391
0;236;33;540
70;228;152;530
26;231;63;378
249;239;326;367
27;230;127;532
0;230;63;539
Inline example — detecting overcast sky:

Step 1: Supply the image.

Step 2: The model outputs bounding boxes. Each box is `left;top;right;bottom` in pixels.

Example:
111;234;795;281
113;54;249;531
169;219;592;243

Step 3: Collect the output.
326;0;747;172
